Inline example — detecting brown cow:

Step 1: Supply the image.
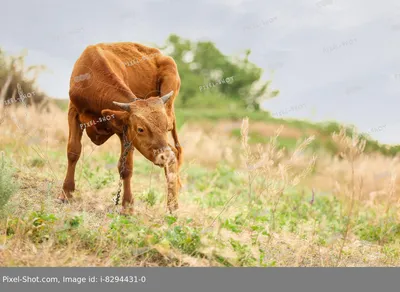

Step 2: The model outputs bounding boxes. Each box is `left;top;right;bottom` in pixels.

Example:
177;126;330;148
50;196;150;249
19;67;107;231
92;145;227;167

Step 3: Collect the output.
58;42;183;214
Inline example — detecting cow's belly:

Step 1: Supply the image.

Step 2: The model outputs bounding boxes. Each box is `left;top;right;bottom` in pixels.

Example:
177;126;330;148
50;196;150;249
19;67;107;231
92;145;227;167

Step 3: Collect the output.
86;128;114;145
78;113;115;145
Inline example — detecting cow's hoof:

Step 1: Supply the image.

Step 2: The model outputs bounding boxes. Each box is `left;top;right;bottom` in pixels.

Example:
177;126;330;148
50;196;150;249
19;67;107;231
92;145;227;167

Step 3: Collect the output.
168;205;179;215
55;197;70;204
120;206;134;216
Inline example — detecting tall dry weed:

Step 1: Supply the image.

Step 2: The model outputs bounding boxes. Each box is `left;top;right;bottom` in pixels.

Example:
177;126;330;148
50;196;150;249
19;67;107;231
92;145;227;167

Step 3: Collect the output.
332;127;365;265
330;127;399;266
239;118;317;229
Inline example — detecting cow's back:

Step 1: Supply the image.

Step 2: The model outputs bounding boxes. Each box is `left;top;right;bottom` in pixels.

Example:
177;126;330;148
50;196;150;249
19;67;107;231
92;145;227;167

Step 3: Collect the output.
69;42;176;115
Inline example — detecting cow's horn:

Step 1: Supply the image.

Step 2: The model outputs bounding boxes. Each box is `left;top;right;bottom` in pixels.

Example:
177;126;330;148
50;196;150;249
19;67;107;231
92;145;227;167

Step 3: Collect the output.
161;91;174;104
113;101;131;112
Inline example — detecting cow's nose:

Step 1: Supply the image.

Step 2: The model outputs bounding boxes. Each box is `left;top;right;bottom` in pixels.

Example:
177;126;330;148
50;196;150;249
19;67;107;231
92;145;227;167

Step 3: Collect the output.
154;148;175;167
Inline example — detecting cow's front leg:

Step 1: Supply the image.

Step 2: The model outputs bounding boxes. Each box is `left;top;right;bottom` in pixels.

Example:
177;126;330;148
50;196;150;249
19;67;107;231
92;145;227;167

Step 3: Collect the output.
159;75;183;168
117;134;135;215
164;148;179;213
58;105;83;202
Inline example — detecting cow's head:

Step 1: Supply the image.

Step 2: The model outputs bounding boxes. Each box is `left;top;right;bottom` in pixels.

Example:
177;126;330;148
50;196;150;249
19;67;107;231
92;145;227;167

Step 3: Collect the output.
101;91;175;167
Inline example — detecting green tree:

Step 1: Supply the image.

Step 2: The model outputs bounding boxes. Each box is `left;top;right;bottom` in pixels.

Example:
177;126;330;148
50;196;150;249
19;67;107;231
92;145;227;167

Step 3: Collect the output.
159;34;279;110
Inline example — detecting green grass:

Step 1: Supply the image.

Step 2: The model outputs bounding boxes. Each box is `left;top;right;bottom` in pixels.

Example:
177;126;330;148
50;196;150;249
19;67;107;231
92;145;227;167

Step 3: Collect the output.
0;121;398;267
4;160;399;266
0;153;19;215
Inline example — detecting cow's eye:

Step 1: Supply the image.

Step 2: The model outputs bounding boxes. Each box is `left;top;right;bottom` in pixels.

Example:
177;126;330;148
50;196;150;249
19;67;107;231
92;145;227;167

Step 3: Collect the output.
137;127;144;133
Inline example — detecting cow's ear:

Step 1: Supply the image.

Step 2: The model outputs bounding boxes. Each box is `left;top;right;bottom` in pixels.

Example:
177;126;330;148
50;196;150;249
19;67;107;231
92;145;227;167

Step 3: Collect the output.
101;109;130;133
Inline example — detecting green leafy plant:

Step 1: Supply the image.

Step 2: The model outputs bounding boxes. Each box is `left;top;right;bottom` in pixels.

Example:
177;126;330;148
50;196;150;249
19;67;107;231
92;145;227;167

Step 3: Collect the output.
142;189;158;207
166;225;201;254
28;211;58;243
229;238;256;266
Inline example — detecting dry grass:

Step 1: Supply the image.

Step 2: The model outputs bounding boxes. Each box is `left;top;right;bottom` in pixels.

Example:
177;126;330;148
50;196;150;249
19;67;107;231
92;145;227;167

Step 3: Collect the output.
0;106;399;267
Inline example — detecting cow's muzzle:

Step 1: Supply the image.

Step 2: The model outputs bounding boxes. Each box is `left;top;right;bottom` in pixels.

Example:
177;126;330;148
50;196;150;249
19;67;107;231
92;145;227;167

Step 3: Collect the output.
153;147;175;167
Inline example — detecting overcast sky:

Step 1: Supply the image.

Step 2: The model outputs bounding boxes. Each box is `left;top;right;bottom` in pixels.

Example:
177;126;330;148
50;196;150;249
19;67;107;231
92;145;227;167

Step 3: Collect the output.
1;0;400;144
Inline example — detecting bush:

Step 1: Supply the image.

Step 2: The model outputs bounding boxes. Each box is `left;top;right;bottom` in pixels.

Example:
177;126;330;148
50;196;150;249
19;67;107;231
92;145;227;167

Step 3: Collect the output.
0;48;48;108
0;152;18;214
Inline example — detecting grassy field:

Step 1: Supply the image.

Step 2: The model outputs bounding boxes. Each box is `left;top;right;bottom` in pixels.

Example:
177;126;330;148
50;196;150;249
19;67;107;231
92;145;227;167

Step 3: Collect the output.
0;104;399;267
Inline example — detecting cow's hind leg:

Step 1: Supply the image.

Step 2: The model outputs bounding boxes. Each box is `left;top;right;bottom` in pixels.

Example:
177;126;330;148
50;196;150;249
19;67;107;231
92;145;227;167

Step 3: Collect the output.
117;134;135;215
58;104;83;202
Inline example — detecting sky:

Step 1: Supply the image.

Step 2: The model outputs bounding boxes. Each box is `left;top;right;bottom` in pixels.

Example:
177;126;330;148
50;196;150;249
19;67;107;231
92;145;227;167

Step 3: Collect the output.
1;0;400;144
